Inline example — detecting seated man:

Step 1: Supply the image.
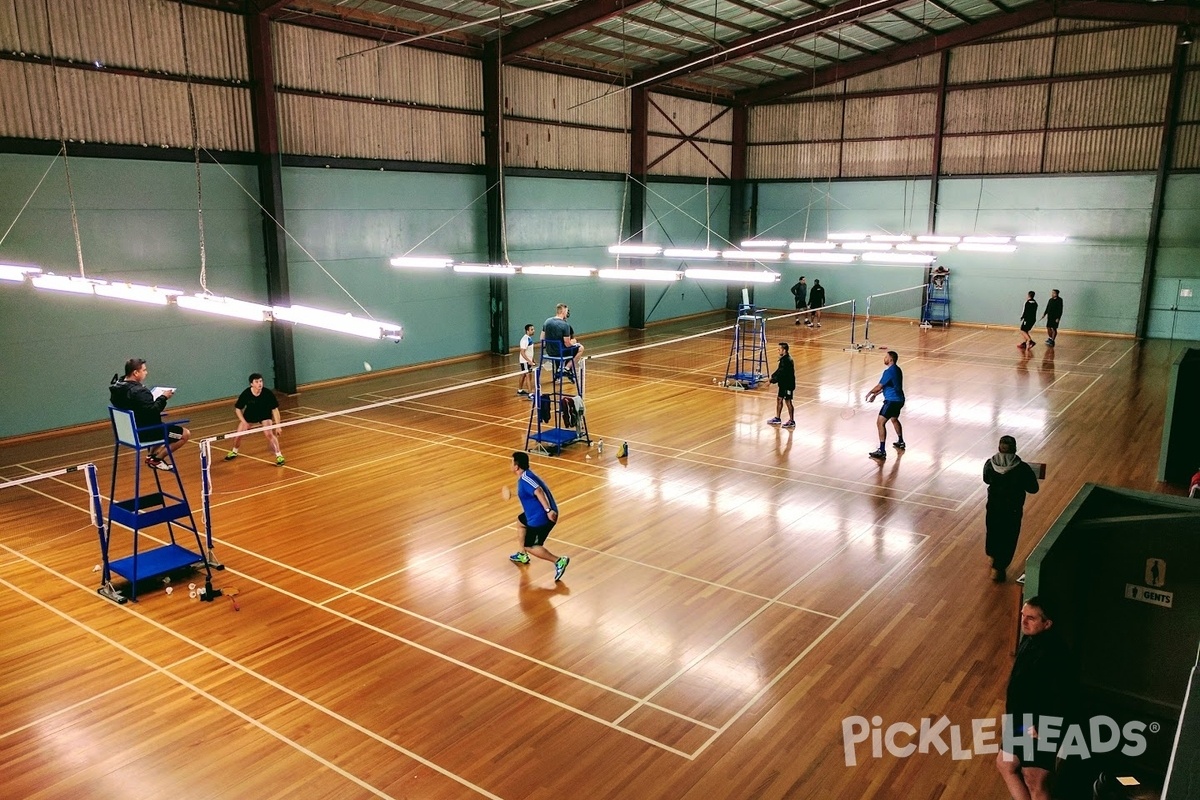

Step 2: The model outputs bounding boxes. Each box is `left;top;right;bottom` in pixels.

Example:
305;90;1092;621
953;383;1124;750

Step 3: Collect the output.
542;303;583;378
108;357;190;471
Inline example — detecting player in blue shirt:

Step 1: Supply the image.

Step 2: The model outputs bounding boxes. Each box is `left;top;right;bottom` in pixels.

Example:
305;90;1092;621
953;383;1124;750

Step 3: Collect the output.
509;451;570;581
865;350;906;460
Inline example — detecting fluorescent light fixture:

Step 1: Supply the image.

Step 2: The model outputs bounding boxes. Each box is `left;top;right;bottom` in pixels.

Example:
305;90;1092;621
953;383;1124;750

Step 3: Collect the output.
1015;235;1067;244
598;268;682;281
897;243;951;252
273;304;402;340
519;266;597;277
958;243;1017;253
390;256;452;268
862;253;937;265
870;234;912;242
176;293;272;322
685;268;780;283
94;282;183;305
30;274;102;295
608;244;662;256
740;239;787;248
0;264;42;282
962;236;1012;244
839;242;893;251
917;235;961;244
789;252;857;263
788;242;837;251
452;264;517;275
827;232;870;240
662;248;720;259
722;250;783;260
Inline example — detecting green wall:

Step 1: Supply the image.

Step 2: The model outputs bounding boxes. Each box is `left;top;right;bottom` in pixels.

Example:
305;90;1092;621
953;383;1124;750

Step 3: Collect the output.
755;174;1200;339
0;154;270;438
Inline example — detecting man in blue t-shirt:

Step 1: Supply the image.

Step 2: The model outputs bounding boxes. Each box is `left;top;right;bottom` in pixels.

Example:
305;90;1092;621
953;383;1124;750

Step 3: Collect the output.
865;350;906;460
508;451;570;582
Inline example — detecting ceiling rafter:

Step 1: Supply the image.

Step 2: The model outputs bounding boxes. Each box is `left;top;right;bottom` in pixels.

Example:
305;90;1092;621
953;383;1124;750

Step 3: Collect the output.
499;0;656;58
629;0;912;89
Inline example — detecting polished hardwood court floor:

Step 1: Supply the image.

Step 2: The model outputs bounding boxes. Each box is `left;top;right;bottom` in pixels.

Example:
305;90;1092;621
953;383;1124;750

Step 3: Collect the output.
0;312;1190;799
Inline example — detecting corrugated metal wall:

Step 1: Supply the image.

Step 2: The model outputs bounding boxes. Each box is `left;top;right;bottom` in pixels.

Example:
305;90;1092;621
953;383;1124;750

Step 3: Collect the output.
0;0;249;148
749;22;1196;178
646;92;732;178
499;67;629;172
273;23;480;111
279;94;483;164
504;119;626;172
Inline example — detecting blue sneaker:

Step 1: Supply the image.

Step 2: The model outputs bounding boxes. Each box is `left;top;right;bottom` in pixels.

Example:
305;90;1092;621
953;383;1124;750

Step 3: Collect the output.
554;556;570;582
510;552;530;565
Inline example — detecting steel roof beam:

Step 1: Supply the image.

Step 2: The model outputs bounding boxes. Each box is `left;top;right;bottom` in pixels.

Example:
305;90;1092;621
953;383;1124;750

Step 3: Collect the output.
626;0;911;90
737;0;1198;105
499;0;656;58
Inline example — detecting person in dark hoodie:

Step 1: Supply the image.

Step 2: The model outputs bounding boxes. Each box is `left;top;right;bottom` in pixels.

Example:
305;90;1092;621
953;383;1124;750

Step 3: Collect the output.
766;342;796;428
983;435;1040;582
109;358;190;470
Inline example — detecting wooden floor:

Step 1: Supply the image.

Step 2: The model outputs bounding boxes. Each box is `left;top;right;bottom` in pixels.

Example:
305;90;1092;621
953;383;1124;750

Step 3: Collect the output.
0;312;1190;800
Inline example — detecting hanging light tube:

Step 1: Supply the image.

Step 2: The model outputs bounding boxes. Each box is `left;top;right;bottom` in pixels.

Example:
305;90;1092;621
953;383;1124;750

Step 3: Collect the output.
608;244;663;256
862;253;937;265
789;252;857;264
662;248;720;259
30;274;103;295
273;304;402;340
453;264;517;275
94;282;183;306
684;268;780;284
962;236;1012;244
598;268;682;281
0;264;42;282
839;242;893;251
520;266;597;276
897;243;951;253
176;293;273;321
390;256;453;269
721;250;783;261
958;243;1017;253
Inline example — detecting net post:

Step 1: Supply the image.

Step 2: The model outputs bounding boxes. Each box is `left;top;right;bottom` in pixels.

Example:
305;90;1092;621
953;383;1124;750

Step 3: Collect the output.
199;438;224;570
87;462;125;604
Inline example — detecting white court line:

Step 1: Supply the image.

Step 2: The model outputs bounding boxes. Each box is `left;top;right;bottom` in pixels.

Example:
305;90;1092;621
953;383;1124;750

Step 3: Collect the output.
0;653;203;741
27;480;716;744
613;523;904;726
688;535;927;759
0;567;499;799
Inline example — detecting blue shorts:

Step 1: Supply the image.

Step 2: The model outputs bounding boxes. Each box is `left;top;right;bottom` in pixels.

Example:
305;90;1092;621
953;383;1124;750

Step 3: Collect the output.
879;400;904;419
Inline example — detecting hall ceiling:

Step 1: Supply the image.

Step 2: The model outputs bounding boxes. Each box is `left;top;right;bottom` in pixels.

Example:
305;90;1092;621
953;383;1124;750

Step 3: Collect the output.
217;0;1198;101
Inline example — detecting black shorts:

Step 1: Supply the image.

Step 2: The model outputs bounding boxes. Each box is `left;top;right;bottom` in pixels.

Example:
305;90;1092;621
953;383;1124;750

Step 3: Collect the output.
777;387;794;400
518;513;556;547
1046;317;1060;329
879;400;904;419
1020;321;1034;332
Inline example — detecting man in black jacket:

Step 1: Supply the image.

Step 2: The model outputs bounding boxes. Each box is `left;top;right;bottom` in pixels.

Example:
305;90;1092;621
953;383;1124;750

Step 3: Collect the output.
983;435;1040;582
109;358;190;470
997;596;1075;800
767;342;796;428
